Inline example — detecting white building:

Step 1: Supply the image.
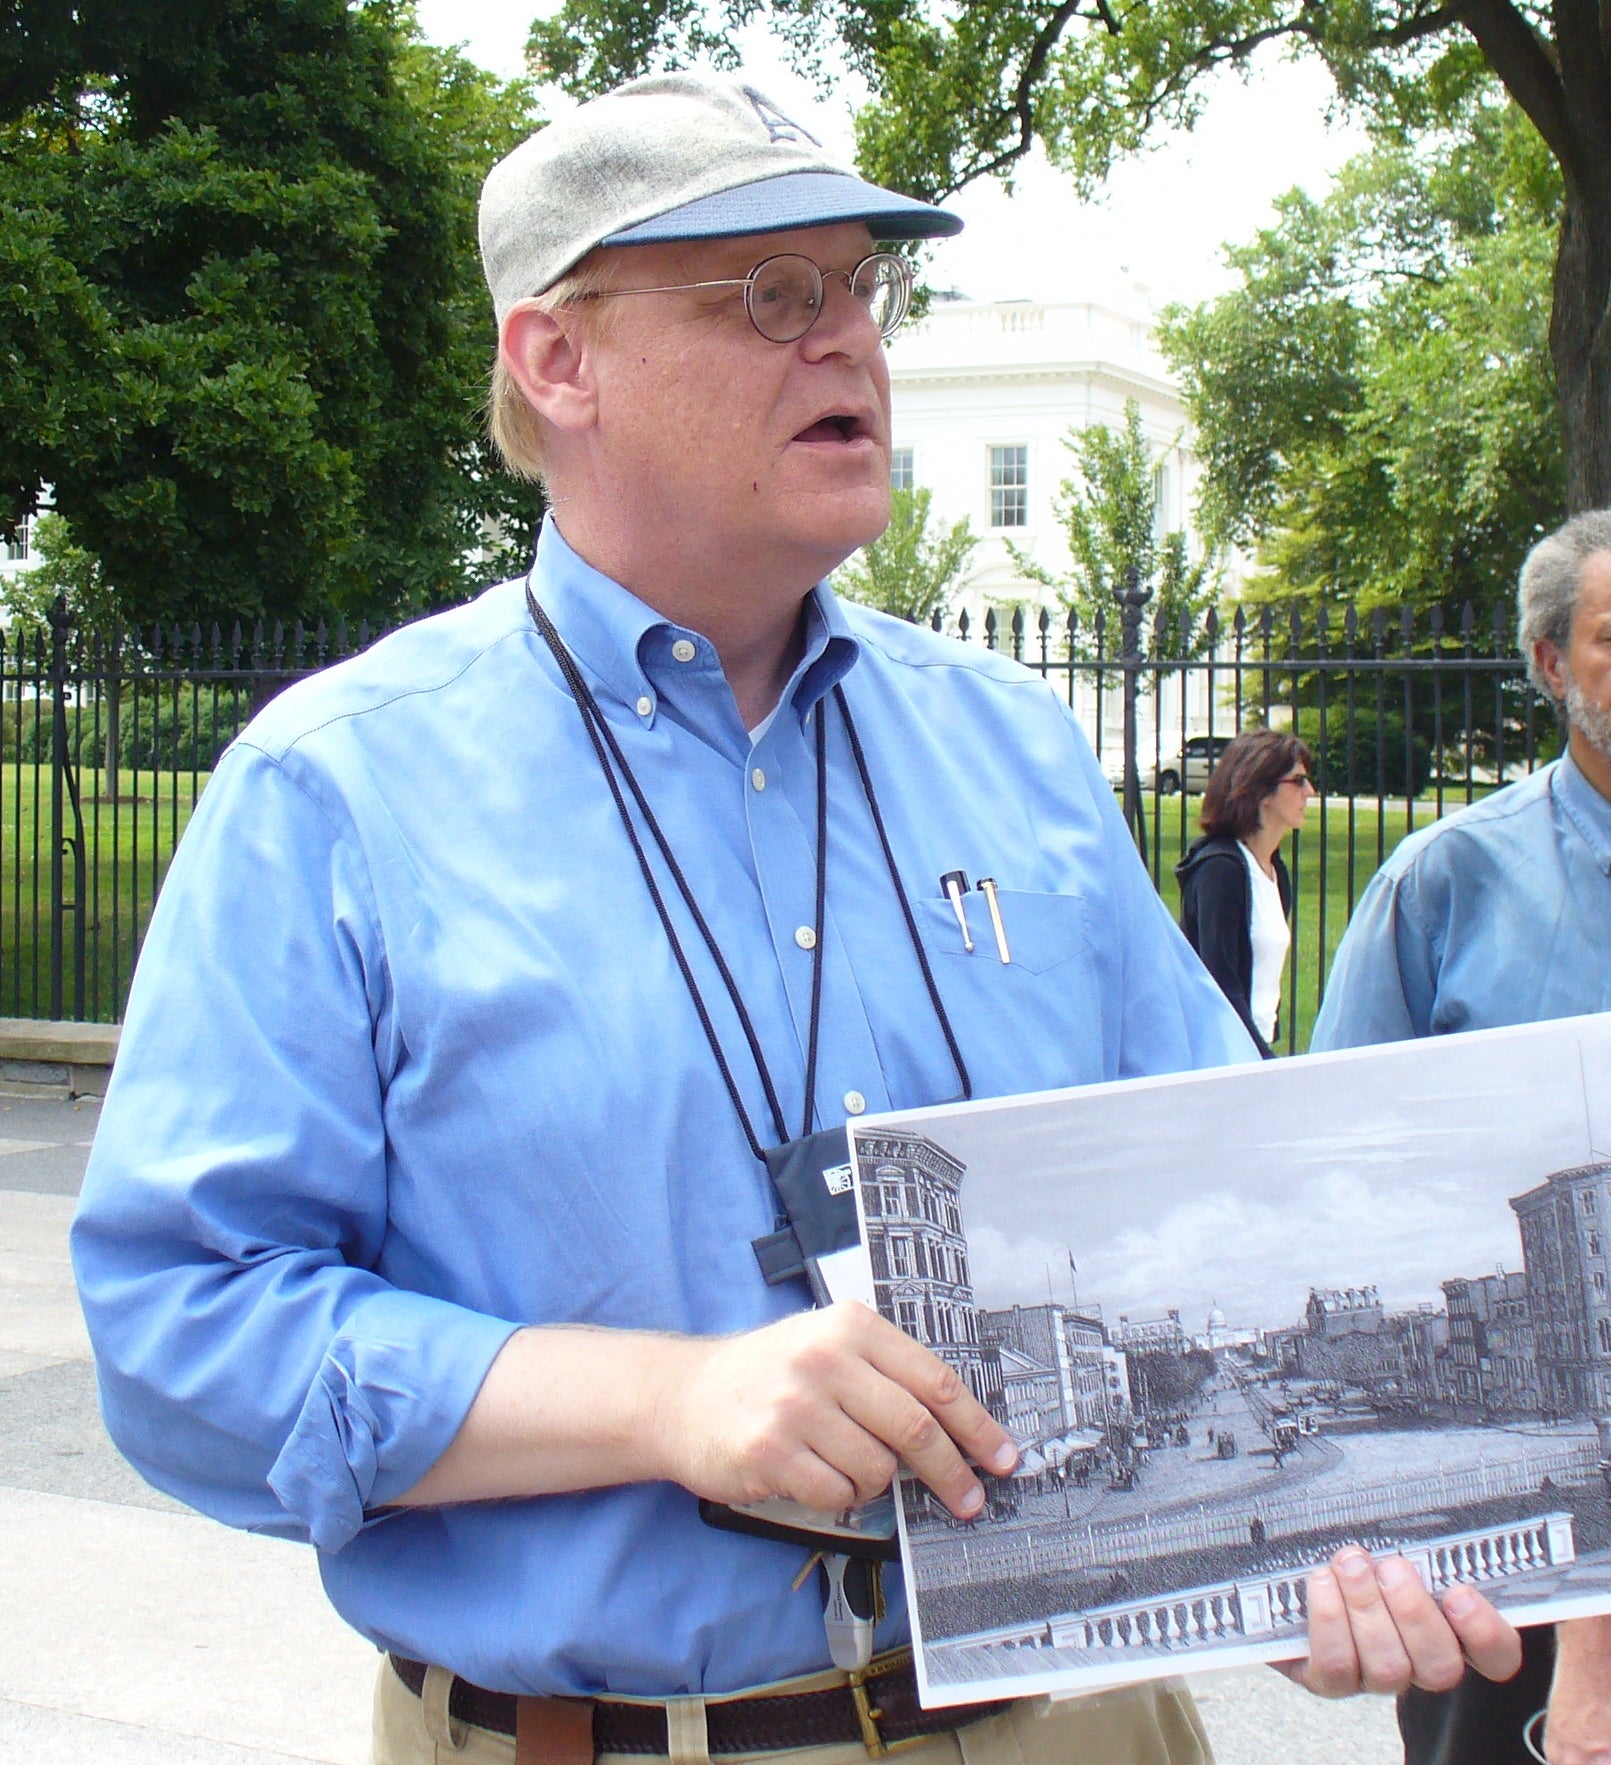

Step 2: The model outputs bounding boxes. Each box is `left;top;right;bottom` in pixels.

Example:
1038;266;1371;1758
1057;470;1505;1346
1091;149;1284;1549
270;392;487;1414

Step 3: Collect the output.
882;292;1220;761
884;290;1200;616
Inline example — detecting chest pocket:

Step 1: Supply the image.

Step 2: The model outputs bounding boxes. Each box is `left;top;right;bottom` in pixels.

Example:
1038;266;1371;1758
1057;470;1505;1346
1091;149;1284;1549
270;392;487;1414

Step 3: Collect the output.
916;889;1092;973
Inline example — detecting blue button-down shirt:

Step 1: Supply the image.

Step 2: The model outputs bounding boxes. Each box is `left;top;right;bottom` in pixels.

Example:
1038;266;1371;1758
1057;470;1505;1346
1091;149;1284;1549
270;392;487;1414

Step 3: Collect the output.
1312;752;1611;1049
72;518;1251;1697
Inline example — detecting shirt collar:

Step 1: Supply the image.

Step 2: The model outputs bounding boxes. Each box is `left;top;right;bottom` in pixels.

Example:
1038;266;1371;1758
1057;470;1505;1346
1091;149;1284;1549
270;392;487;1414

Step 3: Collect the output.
1554;748;1611;874
527;514;860;730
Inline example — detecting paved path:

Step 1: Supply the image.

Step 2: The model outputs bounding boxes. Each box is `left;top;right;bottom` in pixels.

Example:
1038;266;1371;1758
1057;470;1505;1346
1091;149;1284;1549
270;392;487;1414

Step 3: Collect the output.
0;1094;1400;1764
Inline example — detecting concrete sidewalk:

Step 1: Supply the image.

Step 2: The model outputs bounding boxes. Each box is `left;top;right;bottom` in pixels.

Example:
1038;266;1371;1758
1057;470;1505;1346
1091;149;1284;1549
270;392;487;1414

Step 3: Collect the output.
0;1093;1400;1764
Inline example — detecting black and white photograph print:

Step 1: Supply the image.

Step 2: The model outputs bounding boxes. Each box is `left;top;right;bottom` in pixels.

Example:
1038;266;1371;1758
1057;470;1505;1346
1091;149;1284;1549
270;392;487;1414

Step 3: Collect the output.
849;1011;1611;1705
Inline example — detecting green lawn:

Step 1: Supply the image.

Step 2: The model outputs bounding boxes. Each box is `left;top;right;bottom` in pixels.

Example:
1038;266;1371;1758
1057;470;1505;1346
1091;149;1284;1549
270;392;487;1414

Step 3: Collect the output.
1;763;205;1022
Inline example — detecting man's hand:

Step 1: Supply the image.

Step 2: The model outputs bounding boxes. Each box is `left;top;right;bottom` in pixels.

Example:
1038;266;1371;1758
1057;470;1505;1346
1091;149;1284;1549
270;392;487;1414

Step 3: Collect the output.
654;1301;1018;1520
1274;1547;1523;1698
395;1304;1017;1515
1543;1616;1611;1764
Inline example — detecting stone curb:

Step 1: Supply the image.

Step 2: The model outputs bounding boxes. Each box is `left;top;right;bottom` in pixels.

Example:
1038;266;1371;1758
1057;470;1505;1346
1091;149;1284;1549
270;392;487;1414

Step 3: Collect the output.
0;1019;118;1099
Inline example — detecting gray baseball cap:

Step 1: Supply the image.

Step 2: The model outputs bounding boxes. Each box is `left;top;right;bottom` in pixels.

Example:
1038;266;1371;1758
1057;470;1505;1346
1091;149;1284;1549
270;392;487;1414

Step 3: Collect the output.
479;71;962;325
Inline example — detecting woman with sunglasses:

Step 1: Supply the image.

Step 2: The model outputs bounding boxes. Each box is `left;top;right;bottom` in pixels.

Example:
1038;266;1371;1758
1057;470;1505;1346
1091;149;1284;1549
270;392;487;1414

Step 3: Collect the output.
1175;728;1317;1057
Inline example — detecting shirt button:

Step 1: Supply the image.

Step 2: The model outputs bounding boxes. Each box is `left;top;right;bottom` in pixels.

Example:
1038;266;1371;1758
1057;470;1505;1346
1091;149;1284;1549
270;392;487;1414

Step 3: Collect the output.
635;695;653;717
672;639;697;663
844;1090;867;1116
751;768;766;792
795;926;817;950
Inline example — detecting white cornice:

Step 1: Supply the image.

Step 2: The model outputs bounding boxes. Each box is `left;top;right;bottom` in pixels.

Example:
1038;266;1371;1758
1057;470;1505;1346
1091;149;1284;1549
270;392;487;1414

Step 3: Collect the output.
890;358;1177;395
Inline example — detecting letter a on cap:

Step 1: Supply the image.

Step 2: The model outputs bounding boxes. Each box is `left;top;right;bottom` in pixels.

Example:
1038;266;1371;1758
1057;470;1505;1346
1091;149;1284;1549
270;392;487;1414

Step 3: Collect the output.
743;85;821;146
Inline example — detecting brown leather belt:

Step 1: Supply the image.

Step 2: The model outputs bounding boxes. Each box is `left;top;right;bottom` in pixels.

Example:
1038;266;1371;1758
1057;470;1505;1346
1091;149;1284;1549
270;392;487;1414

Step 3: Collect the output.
389;1650;1008;1759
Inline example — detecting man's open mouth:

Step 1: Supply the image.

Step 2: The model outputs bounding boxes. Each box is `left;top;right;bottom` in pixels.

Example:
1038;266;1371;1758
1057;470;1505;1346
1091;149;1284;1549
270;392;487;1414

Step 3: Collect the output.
793;414;870;444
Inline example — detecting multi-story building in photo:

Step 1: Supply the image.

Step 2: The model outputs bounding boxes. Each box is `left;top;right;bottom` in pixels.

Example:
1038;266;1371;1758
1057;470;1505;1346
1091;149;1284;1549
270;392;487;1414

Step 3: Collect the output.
1282;1285;1403;1387
856;1131;997;1412
980;1302;1120;1433
1114;1309;1187;1357
996;1345;1065;1443
1387;1302;1450;1409
1513;1161;1611;1416
1441;1273;1538;1415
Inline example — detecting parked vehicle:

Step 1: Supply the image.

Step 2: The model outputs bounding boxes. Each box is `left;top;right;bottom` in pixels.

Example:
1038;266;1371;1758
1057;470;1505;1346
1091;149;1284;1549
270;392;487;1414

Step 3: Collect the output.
1153;735;1232;796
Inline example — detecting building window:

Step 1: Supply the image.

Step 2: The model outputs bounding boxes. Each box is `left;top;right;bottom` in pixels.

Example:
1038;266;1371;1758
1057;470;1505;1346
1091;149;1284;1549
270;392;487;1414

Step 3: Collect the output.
889;1237;914;1277
2;518;29;563
1591;1231;1602;1255
896;1300;920;1333
890;448;914;492
989;445;1028;527
1600;1317;1611;1355
1584;1192;1598;1214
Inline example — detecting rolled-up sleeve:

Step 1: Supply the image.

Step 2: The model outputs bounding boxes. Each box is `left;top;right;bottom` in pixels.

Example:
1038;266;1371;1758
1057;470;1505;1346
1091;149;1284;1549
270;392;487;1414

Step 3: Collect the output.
70;742;520;1550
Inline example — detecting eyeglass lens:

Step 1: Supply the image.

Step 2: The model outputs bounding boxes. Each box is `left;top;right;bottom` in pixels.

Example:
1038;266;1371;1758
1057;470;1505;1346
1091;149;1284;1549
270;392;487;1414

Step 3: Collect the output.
744;254;910;343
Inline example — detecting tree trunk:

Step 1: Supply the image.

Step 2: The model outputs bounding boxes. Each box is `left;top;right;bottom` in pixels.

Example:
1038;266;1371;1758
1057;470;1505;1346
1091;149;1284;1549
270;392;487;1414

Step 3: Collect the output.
1551;179;1611;513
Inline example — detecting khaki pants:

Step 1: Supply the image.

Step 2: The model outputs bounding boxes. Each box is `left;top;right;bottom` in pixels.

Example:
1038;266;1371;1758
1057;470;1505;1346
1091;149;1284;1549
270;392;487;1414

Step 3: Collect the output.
371;1656;1213;1765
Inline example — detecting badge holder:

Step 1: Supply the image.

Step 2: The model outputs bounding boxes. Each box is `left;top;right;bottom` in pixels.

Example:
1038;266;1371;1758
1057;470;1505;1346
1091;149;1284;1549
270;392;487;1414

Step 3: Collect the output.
699;1128;896;1667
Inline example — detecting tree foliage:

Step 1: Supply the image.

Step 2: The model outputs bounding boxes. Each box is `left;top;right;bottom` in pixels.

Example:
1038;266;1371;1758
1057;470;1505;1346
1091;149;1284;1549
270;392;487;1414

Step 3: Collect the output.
528;0;1611;511
1010;399;1216;661
1159;89;1562;625
0;2;542;631
834;485;975;623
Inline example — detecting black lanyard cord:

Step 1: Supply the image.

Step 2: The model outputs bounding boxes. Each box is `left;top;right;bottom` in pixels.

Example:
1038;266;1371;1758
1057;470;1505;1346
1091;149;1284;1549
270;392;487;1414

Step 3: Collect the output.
528;589;786;1157
526;581;971;1155
834;684;971;1104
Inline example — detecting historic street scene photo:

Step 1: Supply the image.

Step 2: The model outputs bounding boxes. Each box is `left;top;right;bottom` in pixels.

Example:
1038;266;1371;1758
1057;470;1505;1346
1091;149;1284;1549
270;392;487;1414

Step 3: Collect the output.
850;1011;1611;1702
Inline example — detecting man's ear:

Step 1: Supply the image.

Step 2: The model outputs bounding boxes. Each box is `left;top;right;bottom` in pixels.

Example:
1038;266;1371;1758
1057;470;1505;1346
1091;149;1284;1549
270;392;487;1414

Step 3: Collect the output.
500;303;599;437
1534;637;1569;704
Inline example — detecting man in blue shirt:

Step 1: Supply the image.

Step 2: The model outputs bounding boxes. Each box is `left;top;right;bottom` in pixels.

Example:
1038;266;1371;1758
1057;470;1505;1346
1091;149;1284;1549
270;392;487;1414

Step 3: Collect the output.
73;71;1521;1765
1314;508;1611;1765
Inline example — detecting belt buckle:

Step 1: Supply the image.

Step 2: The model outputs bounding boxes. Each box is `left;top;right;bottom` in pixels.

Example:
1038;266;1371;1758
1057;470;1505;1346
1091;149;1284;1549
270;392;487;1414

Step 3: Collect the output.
848;1668;888;1758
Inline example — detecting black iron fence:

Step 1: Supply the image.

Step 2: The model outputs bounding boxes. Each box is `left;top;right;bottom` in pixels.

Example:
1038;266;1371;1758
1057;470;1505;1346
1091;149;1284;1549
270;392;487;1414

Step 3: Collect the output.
2;594;1555;1043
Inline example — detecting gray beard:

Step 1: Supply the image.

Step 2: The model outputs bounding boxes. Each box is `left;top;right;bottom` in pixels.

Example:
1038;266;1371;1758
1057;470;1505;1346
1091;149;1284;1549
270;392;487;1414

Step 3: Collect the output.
1563;670;1611;763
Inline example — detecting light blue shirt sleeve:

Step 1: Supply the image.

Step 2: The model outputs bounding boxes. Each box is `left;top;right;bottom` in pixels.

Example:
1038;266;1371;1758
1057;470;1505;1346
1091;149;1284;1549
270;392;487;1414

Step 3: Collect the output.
1310;856;1436;1049
72;743;520;1549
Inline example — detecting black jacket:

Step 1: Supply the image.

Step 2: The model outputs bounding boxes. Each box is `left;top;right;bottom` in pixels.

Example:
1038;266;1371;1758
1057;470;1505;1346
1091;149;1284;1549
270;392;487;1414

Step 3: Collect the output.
1175;834;1291;1058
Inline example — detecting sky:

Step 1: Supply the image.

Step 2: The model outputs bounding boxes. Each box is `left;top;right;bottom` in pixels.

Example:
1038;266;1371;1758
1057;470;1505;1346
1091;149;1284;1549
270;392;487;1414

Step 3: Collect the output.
411;0;1372;309
856;1014;1611;1337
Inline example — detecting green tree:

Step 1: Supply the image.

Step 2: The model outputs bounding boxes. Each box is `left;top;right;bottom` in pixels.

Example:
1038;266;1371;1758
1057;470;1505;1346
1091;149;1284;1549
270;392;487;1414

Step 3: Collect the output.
529;0;1611;515
834;486;976;623
1011;400;1216;662
0;2;542;631
1159;90;1562;626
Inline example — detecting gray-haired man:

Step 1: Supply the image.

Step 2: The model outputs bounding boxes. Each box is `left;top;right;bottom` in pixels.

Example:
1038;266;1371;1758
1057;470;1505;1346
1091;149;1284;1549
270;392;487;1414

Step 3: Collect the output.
1315;510;1611;1763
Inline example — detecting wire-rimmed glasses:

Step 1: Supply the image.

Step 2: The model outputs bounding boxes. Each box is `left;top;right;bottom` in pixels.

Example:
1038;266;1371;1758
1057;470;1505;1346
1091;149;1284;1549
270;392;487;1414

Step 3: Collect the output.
574;252;913;343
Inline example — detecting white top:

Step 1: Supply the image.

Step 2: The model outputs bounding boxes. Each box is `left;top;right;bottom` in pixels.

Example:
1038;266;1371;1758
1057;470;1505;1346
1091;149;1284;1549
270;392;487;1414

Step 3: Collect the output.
1242;842;1290;1044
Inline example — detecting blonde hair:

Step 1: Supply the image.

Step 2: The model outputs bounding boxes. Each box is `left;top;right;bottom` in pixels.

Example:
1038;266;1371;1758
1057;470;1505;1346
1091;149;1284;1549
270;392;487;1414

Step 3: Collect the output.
486;251;623;483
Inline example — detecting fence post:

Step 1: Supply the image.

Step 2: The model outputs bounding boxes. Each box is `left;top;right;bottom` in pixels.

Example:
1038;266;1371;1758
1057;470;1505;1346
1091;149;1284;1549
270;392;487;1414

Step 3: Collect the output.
46;594;86;1021
1119;567;1152;851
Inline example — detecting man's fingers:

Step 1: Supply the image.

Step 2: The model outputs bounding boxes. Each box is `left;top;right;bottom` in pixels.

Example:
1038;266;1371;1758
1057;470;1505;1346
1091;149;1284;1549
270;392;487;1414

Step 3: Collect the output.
833;1350;989;1518
851;1306;1017;1477
1329;1549;1415;1694
1373;1558;1466;1693
1440;1585;1524;1685
1296;1566;1365;1697
800;1405;901;1508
